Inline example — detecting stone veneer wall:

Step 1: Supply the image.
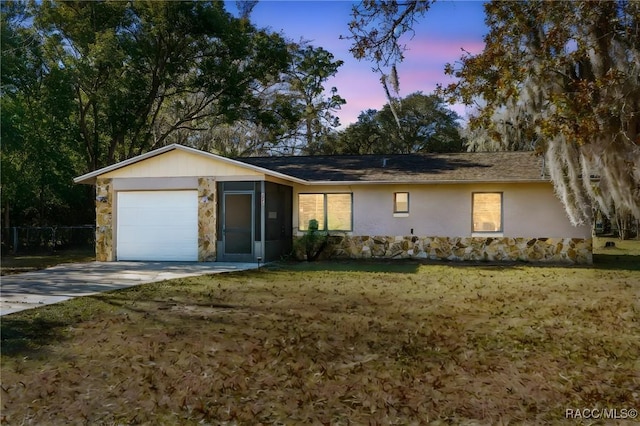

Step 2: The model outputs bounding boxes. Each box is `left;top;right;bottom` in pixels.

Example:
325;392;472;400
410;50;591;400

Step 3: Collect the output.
198;177;216;261
94;177;217;262
95;178;113;261
296;235;593;264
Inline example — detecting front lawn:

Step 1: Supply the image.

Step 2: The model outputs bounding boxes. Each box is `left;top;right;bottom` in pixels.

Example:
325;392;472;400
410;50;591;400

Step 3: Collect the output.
1;250;95;276
1;258;639;424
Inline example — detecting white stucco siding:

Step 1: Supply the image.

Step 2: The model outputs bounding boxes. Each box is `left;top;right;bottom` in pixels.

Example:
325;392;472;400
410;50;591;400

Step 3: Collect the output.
352;185;460;237
500;183;591;237
293;182;591;238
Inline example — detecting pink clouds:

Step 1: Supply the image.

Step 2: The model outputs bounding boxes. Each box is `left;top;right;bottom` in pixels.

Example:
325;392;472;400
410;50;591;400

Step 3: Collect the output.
231;0;488;127
402;37;486;61
328;37;486;126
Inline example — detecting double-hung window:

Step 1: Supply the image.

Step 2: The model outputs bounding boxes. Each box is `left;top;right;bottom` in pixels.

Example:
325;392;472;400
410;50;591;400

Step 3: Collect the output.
299;193;352;231
472;192;503;233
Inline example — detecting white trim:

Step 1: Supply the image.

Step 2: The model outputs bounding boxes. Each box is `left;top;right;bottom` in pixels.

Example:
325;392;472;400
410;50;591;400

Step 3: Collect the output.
302;179;548;186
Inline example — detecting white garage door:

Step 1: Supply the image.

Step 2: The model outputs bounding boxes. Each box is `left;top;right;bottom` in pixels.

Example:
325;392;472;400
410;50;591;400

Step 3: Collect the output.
117;190;198;261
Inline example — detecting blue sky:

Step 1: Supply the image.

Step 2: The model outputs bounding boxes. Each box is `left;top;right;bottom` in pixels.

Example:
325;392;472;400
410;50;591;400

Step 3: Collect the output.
226;1;488;126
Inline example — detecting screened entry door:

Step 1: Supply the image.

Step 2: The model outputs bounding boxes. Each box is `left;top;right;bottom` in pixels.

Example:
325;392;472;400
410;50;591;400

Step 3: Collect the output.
222;192;254;261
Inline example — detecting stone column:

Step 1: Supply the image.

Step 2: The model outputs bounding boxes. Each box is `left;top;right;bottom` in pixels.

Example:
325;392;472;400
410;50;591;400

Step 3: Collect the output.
198;177;216;261
95;178;113;261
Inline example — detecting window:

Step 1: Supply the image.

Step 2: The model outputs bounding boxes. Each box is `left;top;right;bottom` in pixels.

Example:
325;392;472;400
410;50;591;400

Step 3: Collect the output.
394;192;409;213
299;193;352;231
298;194;325;230
327;194;352;230
472;192;503;232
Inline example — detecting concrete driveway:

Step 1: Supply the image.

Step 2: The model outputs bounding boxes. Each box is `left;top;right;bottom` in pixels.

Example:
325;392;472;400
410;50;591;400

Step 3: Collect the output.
0;261;258;316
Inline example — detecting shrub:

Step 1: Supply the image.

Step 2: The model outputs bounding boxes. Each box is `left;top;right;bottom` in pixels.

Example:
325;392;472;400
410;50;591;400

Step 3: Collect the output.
296;219;328;261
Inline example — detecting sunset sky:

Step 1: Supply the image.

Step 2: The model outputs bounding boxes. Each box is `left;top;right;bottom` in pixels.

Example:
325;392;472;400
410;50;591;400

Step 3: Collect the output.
226;1;488;126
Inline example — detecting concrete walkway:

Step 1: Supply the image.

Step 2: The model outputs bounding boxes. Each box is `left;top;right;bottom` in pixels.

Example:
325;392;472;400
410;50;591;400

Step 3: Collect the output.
0;261;258;316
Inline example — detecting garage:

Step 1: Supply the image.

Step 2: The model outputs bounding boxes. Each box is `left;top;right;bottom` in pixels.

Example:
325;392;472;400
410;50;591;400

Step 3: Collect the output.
116;190;198;261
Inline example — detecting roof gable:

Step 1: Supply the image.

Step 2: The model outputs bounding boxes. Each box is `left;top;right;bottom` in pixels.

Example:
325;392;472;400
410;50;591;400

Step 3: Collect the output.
98;149;263;179
74;144;305;184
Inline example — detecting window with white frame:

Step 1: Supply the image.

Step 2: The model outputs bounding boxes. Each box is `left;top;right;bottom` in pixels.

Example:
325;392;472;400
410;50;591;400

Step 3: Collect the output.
472;192;503;232
394;192;409;214
299;193;352;231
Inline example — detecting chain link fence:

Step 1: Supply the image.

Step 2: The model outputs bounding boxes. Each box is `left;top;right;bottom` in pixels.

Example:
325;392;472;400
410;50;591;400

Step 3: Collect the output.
1;226;95;254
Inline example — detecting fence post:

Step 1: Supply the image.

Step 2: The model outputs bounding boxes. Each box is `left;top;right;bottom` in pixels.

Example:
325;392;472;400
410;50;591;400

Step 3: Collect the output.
12;226;18;254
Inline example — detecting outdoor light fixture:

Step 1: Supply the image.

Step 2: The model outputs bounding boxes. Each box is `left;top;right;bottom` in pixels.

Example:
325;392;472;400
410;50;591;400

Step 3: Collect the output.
96;196;108;203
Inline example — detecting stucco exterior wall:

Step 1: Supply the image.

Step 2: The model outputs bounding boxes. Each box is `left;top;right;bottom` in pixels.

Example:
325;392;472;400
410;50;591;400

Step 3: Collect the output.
293;182;591;238
292;182;592;263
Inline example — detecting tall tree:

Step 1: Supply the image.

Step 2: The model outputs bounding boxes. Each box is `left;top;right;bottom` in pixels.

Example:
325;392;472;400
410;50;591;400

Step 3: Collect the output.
347;0;640;224
376;92;464;153
323;92;464;155
344;0;433;137
2;2;91;226
325;109;383;155
283;42;346;155
442;1;640;224
160;40;345;157
34;0;290;171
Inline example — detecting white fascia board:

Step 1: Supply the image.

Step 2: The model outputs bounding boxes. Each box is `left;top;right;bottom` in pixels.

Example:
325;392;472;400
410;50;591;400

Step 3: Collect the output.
300;178;550;186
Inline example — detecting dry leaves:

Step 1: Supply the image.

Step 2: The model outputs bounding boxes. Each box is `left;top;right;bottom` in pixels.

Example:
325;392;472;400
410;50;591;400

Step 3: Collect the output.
1;262;639;425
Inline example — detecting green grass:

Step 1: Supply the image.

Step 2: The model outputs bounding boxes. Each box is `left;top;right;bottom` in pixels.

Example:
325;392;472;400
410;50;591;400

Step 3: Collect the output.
2;255;639;425
594;236;640;254
592;237;640;271
1;249;95;275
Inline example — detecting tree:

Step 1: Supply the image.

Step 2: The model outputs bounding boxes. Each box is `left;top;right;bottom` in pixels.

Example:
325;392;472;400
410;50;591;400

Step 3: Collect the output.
442;1;640;225
1;0;292;225
347;0;640;224
1;2;91;226
160;40;346;157
324;92;464;155
344;1;433;137
34;0;290;170
283;42;346;155
377;92;464;153
324;109;383;155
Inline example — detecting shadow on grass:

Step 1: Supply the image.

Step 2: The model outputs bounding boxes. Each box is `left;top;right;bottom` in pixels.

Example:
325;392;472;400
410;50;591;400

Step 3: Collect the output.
1;293;112;358
1;315;69;357
592;253;640;271
277;259;422;274
1;249;95;275
278;254;640;273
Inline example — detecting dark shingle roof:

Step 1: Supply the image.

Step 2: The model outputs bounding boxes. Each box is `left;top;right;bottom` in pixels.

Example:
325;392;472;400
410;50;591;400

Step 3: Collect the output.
240;151;546;183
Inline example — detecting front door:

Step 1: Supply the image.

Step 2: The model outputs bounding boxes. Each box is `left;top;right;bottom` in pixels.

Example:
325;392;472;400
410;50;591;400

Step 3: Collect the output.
222;192;254;261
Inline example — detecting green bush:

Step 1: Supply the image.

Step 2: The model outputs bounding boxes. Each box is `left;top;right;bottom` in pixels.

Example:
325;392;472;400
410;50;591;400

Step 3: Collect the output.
297;219;328;261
